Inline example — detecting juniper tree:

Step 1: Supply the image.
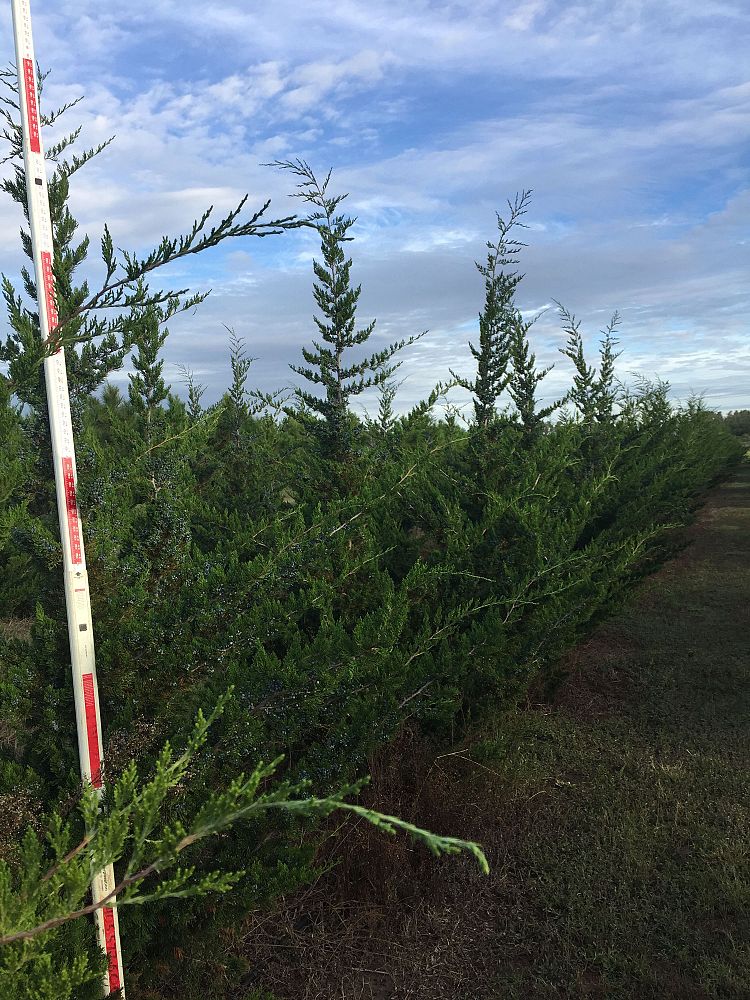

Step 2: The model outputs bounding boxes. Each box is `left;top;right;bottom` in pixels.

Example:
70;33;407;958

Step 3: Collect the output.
507;310;564;441
0;70;122;422
375;378;401;435
0;65;300;418
0;73;744;1000
0;63;302;601
558;304;622;425
224;328;255;446
127;308;170;440
594;312;622;423
452;191;532;427
177;364;207;422
0;691;487;1000
226;329;253;411
272;159;424;458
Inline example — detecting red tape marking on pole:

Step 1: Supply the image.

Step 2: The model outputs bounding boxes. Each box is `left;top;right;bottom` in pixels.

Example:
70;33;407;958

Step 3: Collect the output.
61;457;82;564
82;672;102;788
41;250;59;334
102;907;122;991
22;58;40;153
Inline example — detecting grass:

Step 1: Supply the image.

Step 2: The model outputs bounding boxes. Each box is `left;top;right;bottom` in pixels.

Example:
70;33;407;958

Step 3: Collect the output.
240;462;750;1000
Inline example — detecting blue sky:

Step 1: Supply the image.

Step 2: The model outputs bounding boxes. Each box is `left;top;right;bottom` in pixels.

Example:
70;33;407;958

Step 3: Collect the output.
1;0;748;414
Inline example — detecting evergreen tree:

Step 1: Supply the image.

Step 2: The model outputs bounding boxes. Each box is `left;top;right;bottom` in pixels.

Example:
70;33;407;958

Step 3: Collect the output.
225;328;255;446
558;304;622;425
127;308;170;440
0;66;300;419
558;303;598;424
375;378;401;435
177;365;206;422
273;159;424;458
452;191;531;427
594;312;622;423
507;310;563;441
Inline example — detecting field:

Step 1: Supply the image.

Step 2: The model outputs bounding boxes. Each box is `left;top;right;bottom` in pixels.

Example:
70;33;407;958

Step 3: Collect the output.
239;461;750;1000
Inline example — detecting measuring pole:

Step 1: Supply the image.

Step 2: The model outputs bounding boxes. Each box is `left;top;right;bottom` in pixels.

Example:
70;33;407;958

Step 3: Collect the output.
10;2;125;995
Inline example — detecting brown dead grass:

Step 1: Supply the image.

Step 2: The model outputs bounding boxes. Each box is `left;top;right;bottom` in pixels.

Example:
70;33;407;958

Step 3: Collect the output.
237;729;524;1000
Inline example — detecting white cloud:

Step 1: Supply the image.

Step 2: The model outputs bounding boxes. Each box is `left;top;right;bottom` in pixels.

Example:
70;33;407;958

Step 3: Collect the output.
504;0;549;32
0;0;748;413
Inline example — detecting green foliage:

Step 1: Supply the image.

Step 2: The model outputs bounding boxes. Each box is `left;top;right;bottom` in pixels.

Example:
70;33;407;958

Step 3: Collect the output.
558;303;623;425
0;691;485;999
0;87;744;999
0;66;301;414
127;310;169;422
507;310;563;440
467;465;750;999
452;191;531;427
273;159;424;461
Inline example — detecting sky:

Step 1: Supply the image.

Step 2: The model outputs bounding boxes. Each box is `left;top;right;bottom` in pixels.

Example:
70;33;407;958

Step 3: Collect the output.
0;0;748;416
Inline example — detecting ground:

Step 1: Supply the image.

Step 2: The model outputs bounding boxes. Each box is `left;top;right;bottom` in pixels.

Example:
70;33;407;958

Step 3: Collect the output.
239;462;750;1000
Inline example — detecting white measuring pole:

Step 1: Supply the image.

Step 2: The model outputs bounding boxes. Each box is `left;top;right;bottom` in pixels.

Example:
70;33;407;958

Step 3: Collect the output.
10;2;125;995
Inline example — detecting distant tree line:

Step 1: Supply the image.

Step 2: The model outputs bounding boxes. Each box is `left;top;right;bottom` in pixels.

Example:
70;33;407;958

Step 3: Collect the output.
723;410;750;437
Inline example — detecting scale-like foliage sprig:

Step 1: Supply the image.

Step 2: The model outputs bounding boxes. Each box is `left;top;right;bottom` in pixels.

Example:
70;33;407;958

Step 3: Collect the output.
0;689;487;961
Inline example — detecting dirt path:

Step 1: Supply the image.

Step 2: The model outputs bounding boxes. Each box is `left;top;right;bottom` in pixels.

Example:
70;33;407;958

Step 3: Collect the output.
241;464;750;1000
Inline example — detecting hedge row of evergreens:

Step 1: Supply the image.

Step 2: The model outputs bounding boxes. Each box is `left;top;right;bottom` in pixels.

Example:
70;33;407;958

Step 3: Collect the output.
0;98;743;998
